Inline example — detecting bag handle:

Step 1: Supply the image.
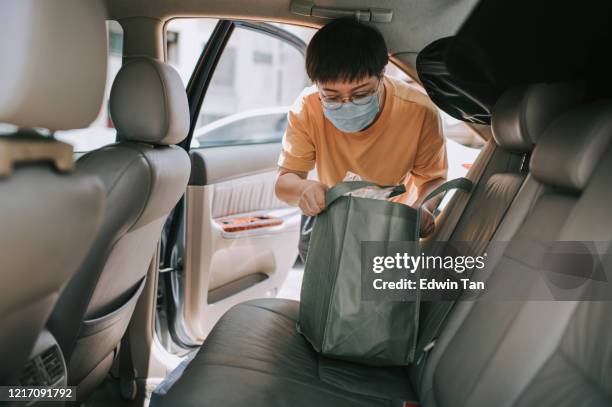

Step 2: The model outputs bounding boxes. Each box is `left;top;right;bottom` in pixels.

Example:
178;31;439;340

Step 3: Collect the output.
325;178;472;209
325;181;406;206
418;177;473;213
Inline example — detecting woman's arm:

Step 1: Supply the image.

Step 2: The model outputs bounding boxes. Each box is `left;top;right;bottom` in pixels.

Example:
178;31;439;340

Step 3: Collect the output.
275;167;328;216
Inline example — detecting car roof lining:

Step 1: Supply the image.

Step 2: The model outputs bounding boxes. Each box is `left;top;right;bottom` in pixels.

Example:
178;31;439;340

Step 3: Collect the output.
104;0;479;74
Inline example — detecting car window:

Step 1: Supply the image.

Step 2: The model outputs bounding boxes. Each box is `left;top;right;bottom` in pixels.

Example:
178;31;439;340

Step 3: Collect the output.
165;18;220;86
195;110;288;147
168;20;315;148
55;21;124;152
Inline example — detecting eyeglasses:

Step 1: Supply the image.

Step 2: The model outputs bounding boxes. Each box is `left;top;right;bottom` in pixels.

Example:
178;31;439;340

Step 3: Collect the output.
319;80;382;110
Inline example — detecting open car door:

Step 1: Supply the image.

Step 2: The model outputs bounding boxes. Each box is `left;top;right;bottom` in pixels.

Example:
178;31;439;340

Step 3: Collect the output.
159;20;311;345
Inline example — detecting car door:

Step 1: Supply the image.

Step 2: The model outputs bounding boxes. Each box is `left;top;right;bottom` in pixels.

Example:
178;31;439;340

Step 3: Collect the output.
160;20;313;344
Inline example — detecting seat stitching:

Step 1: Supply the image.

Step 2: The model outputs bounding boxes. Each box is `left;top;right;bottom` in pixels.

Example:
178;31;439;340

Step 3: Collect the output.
239;302;298;322
106;149;149;199
62;146;150;358
113;143;158;231
460;302;525;404
149;60;171;143
558;346;612;400
184;362;391;403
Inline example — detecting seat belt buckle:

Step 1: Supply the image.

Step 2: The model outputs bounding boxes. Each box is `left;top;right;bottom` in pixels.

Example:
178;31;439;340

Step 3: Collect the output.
416;340;436;366
423;340;436;353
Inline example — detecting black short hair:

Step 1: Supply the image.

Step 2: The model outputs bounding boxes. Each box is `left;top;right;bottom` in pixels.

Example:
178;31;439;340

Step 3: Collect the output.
306;18;388;84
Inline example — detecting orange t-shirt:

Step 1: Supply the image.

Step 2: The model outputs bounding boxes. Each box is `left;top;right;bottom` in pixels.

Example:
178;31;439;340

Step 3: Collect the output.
278;76;447;203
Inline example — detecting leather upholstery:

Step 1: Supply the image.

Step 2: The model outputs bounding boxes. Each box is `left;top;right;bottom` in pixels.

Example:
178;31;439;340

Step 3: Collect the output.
0;0;107;385
439;81;587;258
48;142;189;397
531;103;612;191
158;299;417;407
417;98;533;386
514;301;612;406
48;59;191;398
447;147;526;252
110;57;190;145
0;163;104;385
418;103;612;407
491;82;584;152
0;0;107;131
156;101;612;406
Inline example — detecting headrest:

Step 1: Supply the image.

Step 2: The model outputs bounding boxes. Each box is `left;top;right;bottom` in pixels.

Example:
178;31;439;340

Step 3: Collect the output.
491;82;584;152
0;0;107;131
110;57;189;146
531;102;612;191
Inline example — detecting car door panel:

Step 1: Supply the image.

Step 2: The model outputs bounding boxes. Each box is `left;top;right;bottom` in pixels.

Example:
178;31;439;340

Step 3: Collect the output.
162;20;310;343
184;143;300;340
190;143;282;185
210;171;286;218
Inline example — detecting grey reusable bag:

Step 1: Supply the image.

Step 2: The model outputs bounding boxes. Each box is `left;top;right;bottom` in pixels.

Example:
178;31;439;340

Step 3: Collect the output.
297;178;471;366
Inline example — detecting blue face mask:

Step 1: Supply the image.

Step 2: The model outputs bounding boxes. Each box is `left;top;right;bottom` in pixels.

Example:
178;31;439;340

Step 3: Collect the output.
323;91;381;133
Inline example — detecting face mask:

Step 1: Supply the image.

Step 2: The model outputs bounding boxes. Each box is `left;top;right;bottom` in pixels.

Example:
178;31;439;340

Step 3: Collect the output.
323;91;380;133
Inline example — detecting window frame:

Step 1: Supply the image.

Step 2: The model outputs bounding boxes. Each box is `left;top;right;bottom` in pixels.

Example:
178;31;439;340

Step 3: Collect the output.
164;19;308;151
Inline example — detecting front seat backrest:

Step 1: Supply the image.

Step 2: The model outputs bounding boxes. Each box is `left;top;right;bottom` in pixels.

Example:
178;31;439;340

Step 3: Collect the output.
0;0;107;384
48;57;191;397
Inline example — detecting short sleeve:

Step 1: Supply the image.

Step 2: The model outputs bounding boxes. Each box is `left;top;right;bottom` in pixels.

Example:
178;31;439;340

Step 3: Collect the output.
277;91;316;173
410;108;448;188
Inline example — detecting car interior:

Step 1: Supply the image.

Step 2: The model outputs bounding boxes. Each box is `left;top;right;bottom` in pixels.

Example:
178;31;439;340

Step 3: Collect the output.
0;0;611;406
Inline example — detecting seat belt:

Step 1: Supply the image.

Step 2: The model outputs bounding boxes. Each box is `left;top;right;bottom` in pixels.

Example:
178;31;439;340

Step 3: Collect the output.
431;140;496;242
419;177;473;207
413;140;496;367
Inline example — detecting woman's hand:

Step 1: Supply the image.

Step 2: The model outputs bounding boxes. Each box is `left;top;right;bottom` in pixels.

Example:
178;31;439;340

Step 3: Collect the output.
299;181;328;216
275;169;328;216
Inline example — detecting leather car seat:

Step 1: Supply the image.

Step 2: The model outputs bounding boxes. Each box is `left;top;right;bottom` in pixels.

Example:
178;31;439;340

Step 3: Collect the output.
0;0;107;385
156;90;612;407
47;57;191;398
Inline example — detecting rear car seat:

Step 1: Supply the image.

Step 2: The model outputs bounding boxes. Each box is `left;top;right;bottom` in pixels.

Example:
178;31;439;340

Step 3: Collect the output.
415;82;585;373
156;93;611;406
417;101;612;406
0;0;107;384
440;82;584;254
